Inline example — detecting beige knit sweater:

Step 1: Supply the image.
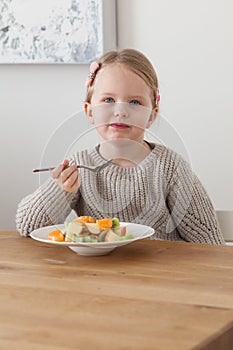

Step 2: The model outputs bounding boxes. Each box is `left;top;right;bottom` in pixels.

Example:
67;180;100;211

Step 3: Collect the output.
16;144;225;244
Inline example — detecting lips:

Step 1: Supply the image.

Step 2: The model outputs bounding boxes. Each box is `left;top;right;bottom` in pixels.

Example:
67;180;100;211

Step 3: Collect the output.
109;123;130;129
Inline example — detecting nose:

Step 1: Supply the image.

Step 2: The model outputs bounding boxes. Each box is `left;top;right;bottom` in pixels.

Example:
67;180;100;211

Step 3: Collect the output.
113;102;128;118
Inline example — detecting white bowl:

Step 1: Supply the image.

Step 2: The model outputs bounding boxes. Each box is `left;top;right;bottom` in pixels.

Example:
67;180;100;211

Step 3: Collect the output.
30;222;155;256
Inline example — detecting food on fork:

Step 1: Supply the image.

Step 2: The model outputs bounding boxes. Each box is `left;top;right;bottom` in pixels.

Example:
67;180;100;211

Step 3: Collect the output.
47;216;134;243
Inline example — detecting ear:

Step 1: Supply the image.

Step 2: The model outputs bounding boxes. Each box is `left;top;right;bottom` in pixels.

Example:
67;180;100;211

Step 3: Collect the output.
84;102;94;124
146;108;158;128
84;102;92;116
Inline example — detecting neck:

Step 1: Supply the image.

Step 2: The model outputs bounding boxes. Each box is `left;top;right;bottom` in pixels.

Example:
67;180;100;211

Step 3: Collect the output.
98;139;151;167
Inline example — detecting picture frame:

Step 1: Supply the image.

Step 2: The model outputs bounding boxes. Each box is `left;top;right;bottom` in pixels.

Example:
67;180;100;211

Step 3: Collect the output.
0;0;116;64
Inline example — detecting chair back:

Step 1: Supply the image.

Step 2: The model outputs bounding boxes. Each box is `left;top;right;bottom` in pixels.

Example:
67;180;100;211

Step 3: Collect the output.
215;210;233;242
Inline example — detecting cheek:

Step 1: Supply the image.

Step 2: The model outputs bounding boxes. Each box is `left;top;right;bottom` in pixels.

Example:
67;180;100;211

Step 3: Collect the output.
127;107;152;129
95;124;108;134
92;105;112;125
130;114;150;129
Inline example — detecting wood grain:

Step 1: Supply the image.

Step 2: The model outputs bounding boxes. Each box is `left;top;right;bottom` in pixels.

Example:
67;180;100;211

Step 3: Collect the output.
1;231;233;350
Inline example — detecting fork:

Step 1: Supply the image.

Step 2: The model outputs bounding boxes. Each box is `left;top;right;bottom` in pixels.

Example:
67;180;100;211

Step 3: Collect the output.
32;159;113;174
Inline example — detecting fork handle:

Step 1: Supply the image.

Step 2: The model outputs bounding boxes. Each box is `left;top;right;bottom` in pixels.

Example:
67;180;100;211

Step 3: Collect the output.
33;167;55;172
32;165;95;173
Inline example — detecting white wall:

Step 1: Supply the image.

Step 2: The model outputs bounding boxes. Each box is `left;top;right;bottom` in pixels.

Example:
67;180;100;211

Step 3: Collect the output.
117;0;233;208
0;65;88;228
0;0;232;228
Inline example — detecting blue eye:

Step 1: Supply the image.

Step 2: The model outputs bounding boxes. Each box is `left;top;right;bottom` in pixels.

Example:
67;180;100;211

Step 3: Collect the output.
104;97;115;103
130;100;140;105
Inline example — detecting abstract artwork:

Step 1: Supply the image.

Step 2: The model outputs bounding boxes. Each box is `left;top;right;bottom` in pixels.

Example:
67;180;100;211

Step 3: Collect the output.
0;0;116;64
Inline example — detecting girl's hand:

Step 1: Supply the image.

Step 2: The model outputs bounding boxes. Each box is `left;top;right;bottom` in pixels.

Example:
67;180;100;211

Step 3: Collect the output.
50;159;80;193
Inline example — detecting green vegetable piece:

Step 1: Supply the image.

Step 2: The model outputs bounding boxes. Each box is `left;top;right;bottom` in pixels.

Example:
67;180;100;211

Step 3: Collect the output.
97;229;109;242
83;236;92;243
75;236;83;243
65;232;77;242
112;217;120;228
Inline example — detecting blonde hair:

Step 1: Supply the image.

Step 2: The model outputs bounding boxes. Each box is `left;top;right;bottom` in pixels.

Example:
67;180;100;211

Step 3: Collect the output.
85;48;159;108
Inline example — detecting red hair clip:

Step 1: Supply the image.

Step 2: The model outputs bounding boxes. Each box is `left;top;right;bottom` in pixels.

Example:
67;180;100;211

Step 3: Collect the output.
85;61;100;87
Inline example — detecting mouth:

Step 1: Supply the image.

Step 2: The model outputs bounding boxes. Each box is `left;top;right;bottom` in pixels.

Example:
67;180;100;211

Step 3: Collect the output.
109;123;130;129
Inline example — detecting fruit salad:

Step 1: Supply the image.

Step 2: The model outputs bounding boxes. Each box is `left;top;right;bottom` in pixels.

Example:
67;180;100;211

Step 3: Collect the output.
48;216;134;243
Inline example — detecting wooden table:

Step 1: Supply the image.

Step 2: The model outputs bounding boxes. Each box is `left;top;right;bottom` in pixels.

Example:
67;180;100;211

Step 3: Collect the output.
1;231;233;350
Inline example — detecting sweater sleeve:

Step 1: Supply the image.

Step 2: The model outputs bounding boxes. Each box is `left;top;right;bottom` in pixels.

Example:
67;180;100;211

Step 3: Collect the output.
166;155;225;245
16;178;77;236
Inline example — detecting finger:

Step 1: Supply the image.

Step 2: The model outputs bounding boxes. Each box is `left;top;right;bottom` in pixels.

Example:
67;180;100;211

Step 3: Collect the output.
60;165;77;183
51;159;69;179
70;170;80;188
62;159;69;167
62;170;79;191
51;163;65;179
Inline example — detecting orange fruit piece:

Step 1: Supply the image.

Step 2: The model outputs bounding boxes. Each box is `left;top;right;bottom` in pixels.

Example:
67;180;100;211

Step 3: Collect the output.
96;218;112;229
48;229;64;242
73;216;96;224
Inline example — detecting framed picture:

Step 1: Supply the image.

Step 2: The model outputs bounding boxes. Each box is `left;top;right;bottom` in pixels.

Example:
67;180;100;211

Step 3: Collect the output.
0;0;116;64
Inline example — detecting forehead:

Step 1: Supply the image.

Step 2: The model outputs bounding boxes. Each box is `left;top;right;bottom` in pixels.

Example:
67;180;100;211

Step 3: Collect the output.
93;63;150;94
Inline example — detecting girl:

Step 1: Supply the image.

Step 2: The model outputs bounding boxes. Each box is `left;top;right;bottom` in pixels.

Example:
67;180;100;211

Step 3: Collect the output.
16;49;224;244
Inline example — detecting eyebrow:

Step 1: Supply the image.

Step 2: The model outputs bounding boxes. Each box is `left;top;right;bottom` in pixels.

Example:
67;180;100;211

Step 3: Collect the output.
128;95;145;99
99;93;145;99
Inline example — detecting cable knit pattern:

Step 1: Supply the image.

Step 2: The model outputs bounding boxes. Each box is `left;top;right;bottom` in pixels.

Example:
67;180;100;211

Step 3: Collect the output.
16;144;225;244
